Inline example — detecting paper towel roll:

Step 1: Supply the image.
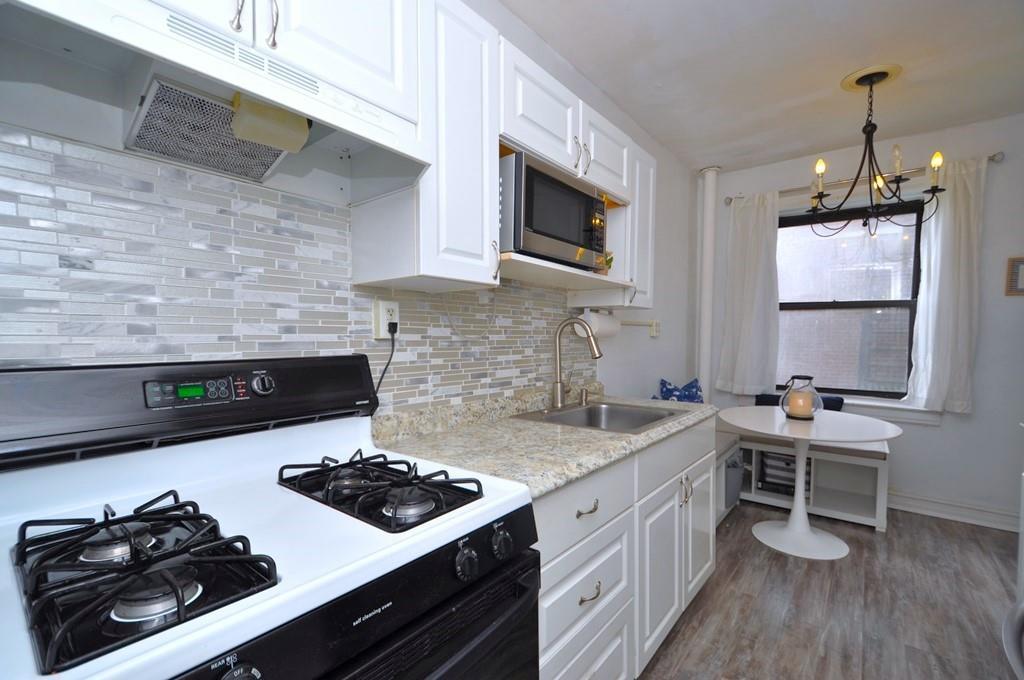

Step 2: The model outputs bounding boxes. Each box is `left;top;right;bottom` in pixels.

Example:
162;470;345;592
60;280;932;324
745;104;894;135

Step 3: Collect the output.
574;309;620;338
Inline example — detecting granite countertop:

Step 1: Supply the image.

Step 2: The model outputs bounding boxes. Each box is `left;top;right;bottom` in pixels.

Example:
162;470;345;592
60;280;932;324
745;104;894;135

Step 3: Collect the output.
386;395;718;498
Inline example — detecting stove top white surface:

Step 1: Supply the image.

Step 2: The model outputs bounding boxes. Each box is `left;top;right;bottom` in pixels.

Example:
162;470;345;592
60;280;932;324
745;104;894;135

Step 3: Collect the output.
0;417;531;679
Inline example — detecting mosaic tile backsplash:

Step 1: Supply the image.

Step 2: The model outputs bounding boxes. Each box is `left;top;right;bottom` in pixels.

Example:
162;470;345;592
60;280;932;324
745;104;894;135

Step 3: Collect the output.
0;123;596;411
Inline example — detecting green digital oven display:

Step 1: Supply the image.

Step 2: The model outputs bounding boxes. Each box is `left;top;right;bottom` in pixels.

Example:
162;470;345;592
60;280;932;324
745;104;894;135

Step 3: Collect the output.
177;384;205;399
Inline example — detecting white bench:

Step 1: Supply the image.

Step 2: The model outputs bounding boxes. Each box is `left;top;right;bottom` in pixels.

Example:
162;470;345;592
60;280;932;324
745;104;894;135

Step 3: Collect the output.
716;416;890;531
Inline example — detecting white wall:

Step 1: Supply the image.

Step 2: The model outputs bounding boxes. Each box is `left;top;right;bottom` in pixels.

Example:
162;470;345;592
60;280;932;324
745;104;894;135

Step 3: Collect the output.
708;113;1024;528
465;0;700;397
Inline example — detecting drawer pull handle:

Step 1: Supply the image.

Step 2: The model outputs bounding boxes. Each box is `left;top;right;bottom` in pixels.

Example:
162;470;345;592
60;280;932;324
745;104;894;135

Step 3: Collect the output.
578;580;602;606
575;498;599;519
680;475;692;506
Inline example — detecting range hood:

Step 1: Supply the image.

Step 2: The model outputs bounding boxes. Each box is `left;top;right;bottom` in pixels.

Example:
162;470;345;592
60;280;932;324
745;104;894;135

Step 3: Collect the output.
126;78;290;182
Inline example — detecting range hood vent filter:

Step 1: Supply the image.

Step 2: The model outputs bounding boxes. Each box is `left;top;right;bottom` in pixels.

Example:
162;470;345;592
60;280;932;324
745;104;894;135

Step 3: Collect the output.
126;79;287;182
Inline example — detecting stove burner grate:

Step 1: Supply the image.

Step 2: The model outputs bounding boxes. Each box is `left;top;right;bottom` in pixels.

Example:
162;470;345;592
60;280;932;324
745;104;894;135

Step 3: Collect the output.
278;450;483;532
13;490;277;674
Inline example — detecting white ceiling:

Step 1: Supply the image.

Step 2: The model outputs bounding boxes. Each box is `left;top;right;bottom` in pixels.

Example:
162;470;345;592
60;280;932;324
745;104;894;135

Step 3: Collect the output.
499;0;1024;170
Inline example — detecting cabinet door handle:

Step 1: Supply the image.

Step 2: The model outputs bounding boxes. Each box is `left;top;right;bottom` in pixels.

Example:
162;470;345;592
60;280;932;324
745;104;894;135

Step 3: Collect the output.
491;240;500;281
629;285;638;304
575;498;599;519
583;143;593;174
229;0;246;32
572;136;583;169
680;475;692;506
578;580;602;606
266;0;280;48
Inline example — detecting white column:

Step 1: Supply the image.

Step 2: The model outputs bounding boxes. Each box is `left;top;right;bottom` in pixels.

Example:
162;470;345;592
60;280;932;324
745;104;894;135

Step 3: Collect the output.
697;166;719;402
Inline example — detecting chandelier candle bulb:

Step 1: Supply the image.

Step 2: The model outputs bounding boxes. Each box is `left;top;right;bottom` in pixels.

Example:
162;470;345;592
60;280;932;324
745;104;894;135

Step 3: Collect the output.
814;158;827;193
930;150;944;186
892;144;903;175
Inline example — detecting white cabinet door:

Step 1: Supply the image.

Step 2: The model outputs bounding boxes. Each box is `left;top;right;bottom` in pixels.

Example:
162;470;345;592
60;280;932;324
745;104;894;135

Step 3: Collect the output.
256;0;420;122
150;0;254;42
500;38;580;172
628;145;656;308
580;102;631;199
415;0;499;284
683;451;716;601
636;473;684;674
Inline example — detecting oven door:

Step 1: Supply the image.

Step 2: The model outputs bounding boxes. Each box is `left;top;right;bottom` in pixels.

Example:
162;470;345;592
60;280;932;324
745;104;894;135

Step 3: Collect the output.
328;549;540;680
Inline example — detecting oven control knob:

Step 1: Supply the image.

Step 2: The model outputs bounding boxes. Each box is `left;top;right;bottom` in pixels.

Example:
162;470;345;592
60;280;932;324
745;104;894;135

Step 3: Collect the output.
251;374;275;396
454;546;479;582
220;663;262;680
490;528;514;560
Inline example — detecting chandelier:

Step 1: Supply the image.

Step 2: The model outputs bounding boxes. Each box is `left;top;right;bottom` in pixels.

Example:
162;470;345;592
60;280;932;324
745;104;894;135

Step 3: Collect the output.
808;69;944;237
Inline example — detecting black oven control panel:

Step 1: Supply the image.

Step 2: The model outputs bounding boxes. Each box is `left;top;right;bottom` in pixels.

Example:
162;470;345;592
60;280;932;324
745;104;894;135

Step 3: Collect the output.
144;372;272;409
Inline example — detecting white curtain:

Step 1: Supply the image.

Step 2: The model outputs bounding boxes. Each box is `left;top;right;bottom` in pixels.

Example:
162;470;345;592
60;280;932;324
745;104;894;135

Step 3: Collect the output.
908;159;987;413
715;192;780;395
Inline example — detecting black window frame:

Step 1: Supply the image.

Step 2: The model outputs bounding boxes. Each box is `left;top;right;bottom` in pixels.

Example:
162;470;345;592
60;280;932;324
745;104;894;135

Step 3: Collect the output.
775;201;924;400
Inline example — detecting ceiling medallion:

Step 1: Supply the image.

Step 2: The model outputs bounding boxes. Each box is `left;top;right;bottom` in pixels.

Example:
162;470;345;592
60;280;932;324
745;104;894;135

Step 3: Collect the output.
809;67;944;236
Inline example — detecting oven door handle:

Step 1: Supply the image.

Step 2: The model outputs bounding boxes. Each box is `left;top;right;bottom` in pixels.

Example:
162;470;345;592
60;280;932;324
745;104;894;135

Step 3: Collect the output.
424;566;540;680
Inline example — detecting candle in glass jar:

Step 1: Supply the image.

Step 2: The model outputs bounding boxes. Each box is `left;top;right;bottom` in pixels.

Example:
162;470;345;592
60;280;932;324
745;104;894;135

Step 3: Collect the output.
787;391;814;418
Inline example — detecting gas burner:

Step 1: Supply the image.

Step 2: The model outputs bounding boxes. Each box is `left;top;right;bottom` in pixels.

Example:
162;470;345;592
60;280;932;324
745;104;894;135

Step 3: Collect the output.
326;467;375;500
279;453;483;532
107;565;203;628
79;522;156;563
13;490;277;674
381;487;437;524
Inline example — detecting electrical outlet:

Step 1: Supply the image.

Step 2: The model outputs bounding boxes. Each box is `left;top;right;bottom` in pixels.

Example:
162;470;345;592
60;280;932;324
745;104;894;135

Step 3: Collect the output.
373;300;400;339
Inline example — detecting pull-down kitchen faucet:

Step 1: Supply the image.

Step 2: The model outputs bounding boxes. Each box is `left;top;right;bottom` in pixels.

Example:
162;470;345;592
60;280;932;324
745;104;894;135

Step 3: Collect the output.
552;317;603;410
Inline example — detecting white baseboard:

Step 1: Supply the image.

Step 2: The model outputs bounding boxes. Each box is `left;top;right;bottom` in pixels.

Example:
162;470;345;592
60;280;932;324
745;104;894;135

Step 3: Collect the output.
888;489;1018;532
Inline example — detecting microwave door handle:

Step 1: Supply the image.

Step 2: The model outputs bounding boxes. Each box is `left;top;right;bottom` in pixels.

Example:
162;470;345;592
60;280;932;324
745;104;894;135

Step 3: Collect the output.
573;136;582;170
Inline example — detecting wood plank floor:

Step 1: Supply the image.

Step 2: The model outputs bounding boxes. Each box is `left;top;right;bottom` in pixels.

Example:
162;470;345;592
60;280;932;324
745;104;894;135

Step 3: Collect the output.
641;503;1018;680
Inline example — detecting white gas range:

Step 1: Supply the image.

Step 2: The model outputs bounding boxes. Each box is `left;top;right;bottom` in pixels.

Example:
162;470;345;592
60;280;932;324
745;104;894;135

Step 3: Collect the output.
0;356;539;679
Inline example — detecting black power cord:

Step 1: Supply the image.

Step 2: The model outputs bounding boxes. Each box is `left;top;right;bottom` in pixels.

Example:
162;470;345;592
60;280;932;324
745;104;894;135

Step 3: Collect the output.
375;321;398;394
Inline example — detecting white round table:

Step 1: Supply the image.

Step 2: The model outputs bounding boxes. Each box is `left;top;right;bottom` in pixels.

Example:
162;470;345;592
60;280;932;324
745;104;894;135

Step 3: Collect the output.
718;406;902;560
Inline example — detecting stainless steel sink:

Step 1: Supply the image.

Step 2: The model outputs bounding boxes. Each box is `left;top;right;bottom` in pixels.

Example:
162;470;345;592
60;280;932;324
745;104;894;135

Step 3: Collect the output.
516;402;681;434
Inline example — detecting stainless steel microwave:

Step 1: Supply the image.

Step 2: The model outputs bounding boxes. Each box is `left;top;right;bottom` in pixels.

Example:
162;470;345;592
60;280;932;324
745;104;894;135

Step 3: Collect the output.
499;151;606;270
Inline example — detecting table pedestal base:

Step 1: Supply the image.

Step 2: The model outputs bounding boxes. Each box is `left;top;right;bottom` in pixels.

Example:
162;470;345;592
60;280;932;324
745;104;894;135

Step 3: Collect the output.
752;520;849;560
751;438;849;560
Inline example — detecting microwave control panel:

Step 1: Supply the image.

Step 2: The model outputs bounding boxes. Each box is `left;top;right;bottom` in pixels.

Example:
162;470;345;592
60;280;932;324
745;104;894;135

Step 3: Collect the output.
592;201;607;251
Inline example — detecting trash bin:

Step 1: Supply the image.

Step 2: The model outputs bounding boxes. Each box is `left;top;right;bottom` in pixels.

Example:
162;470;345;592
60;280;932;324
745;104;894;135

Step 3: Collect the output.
725;452;744;508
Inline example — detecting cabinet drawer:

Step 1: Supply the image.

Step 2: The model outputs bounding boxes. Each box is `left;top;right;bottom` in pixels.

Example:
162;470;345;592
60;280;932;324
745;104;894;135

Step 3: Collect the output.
542;600;634;680
637;417;714;498
539;508;634;666
535;455;635;564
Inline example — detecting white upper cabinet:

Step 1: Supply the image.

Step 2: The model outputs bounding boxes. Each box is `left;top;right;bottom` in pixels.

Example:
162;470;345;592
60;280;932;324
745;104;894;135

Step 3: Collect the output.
629;145;656;308
580;103;630;199
418;0;500;283
255;0;420;122
150;0;254;41
350;0;500;291
499;38;581;173
500;38;633;200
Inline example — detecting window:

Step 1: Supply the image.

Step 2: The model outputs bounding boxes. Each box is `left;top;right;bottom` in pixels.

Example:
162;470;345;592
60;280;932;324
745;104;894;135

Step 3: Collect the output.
776;202;922;399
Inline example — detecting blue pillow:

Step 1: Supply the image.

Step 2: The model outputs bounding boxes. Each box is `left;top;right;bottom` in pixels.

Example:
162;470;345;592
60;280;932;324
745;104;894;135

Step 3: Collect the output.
653;378;703;403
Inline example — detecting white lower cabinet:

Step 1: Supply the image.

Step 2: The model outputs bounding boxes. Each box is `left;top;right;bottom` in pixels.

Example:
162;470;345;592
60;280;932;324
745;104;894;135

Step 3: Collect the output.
684;451;716;601
636;473;684;670
539;509;635;679
552;601;634;680
534;423;716;679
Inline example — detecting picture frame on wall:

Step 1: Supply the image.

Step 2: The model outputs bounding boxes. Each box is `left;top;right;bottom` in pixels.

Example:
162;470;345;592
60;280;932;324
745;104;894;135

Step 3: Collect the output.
1007;257;1024;296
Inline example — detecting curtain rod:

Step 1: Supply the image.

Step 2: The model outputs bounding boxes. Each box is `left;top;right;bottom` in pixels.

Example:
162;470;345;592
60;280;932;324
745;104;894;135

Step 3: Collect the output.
723;151;1005;206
